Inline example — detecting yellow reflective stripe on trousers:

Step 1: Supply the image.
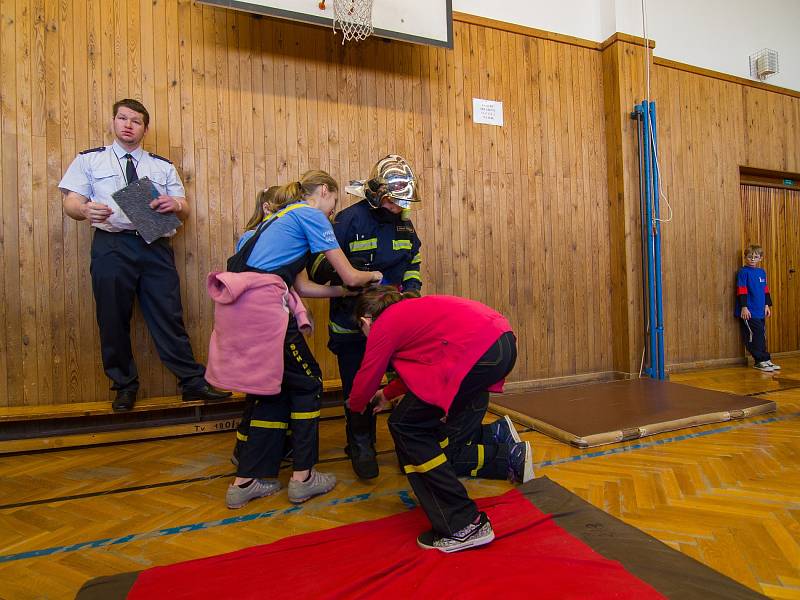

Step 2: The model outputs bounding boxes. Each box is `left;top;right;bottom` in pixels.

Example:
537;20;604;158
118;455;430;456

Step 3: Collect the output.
392;239;412;251
236;431;248;441
403;270;421;282
470;445;485;476
250;419;289;429
329;322;360;334
349;238;378;252
439;437;449;449
290;410;321;420
410;252;421;264
403;453;447;474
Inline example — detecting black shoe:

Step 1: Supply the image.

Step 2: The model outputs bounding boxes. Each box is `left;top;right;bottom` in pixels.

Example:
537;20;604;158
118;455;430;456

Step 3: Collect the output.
112;389;137;412
182;384;232;402
348;443;379;479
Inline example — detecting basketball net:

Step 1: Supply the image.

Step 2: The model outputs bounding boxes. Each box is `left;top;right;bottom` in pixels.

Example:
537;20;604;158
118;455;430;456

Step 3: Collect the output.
332;0;374;44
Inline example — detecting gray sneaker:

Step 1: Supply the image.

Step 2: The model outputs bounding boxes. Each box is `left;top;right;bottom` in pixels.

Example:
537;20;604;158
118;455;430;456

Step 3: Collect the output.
287;469;337;504
417;511;495;553
225;478;281;509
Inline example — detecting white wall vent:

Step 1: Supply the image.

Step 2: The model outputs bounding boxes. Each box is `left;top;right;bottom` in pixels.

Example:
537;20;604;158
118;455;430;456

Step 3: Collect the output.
749;48;779;81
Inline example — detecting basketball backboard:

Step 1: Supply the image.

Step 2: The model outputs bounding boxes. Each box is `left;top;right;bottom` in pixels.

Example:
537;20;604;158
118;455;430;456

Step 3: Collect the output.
201;0;453;48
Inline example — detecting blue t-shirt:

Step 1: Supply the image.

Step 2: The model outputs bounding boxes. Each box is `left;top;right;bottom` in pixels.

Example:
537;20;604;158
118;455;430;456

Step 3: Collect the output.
238;203;339;272
735;265;769;318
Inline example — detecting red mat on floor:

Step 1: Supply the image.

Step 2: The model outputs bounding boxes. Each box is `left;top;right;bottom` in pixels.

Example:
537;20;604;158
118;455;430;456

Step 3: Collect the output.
127;488;662;600
77;477;765;599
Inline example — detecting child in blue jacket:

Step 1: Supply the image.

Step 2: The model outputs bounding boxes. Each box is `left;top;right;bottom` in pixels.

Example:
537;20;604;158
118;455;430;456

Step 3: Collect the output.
736;244;780;372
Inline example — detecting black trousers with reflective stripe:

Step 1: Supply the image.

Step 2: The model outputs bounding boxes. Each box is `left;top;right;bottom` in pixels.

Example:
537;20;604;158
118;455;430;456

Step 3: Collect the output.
388;332;517;535
237;318;322;477
334;339;378;449
90;229;206;392
441;391;510;480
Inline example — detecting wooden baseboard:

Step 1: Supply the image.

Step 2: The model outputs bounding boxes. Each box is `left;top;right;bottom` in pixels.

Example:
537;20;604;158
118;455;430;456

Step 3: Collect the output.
668;351;800;374
0;405;346;455
667;357;747;373
0;379;343;424
503;370;628;393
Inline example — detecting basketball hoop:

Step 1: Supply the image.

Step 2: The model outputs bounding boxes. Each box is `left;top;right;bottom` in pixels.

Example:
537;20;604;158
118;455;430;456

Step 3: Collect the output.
332;0;374;44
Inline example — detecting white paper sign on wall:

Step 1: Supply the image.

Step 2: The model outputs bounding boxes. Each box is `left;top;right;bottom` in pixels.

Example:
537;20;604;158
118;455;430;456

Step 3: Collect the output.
472;98;504;126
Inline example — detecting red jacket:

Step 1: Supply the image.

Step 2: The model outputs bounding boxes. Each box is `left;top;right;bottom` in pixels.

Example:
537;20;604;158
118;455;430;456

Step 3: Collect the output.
349;295;513;414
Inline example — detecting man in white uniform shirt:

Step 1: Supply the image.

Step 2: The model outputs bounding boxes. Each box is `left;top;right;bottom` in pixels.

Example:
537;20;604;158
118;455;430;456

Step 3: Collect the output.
59;98;230;411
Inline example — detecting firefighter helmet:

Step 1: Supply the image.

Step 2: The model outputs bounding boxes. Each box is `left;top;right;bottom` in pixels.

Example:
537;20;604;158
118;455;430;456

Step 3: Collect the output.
345;154;419;209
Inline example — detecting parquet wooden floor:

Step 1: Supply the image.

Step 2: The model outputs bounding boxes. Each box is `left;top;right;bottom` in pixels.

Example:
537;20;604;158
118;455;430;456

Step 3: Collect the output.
1;359;799;599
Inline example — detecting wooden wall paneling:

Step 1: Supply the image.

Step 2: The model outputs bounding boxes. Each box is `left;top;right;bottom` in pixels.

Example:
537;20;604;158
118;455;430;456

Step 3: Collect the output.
0;0;18;407
177;0;200;367
154;0;170;154
786;189;800;351
448;25;465;300
7;1;799;406
154;0;172;393
30;0;47;403
46;0;66;402
221;8;239;277
460;24;476;302
773;189;787;350
283;23;300;178
519;36;537;378
61;0;82;404
17;0;38;405
471;31;488;307
186;0;208;373
498;31;515;313
439;37;454;297
575;48;591;374
112;0;127;99
658;67;678;366
401;43;416;169
589;51;610;373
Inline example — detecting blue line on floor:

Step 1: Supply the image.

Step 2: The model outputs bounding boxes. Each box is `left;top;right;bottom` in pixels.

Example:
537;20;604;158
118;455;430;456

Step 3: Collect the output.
2;411;795;564
0;490;417;564
533;411;800;469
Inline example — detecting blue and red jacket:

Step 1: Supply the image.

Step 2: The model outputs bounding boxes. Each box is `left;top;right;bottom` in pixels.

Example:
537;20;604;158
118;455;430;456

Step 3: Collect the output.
735;266;772;318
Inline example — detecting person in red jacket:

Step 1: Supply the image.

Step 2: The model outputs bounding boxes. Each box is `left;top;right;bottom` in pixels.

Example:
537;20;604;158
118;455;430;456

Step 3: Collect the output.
347;287;533;553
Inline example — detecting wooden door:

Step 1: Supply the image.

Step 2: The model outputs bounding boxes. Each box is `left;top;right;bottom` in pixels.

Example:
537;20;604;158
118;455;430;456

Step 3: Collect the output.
740;184;800;353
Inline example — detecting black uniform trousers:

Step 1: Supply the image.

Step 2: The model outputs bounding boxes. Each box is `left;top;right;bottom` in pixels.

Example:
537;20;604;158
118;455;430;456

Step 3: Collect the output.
237;317;322;478
334;338;378;449
740;317;771;363
388;332;517;536
90;229;205;392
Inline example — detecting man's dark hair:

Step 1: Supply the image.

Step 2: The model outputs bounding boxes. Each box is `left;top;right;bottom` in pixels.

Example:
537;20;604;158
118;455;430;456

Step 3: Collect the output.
113;98;150;128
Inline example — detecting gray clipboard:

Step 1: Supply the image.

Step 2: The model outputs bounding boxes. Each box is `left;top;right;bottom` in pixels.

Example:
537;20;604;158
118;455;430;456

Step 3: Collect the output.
112;177;182;244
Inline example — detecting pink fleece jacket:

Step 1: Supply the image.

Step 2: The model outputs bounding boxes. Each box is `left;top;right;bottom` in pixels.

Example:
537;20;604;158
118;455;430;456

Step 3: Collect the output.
205;271;308;395
349;295;513;414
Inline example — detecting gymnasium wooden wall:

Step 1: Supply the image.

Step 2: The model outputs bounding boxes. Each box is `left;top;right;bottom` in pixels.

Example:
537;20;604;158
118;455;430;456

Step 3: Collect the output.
0;1;612;407
0;2;797;408
649;63;800;366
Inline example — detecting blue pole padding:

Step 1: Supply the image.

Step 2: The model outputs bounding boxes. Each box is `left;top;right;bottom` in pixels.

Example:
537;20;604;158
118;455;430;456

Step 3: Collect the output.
640;101;657;379
649;101;666;380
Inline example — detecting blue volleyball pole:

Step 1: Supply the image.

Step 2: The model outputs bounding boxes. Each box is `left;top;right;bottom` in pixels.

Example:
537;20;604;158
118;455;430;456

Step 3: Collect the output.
649;101;665;379
634;100;666;380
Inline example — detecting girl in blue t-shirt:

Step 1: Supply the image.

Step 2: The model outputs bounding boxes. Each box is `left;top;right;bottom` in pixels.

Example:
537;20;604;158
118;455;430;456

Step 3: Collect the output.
226;170;382;510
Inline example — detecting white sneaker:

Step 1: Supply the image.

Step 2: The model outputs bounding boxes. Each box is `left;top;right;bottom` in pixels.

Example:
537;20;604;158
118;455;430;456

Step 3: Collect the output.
753;362;774;372
766;360;781;370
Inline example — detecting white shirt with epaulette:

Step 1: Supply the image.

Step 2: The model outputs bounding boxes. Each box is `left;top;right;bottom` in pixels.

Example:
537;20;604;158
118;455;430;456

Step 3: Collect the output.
58;141;185;235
